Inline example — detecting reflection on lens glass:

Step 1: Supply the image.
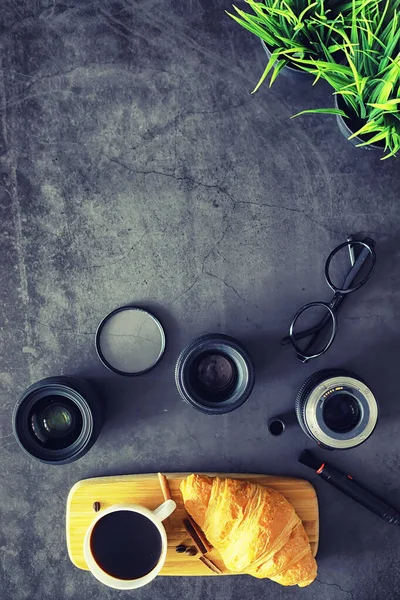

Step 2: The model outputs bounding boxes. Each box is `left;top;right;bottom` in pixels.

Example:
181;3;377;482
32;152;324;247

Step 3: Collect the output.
29;394;83;449
323;392;361;433
197;354;235;391
42;404;73;435
292;304;334;357
328;243;373;291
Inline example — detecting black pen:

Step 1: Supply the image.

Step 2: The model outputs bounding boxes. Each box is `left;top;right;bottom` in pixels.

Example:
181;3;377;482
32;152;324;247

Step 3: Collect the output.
299;450;400;526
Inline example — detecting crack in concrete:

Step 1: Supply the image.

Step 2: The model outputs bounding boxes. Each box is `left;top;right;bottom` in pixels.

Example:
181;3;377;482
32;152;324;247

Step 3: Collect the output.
105;154;237;204
30;319;94;336
171;276;201;304
203;270;245;302
183;98;254;119
220;451;242;472
80;234;146;270
237;200;304;214
26;60;118;86
105;154;352;239
183;424;205;456
317;578;355;600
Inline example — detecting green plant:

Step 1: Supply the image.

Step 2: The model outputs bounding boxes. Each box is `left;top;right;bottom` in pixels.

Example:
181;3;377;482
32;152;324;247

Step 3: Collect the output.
227;0;349;89
291;0;400;158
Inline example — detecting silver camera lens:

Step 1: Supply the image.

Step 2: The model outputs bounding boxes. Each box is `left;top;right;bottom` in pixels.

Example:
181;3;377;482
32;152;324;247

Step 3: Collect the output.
295;369;378;450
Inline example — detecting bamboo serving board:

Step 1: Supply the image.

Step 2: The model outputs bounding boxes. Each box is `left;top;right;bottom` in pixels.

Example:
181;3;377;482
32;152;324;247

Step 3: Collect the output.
66;473;318;576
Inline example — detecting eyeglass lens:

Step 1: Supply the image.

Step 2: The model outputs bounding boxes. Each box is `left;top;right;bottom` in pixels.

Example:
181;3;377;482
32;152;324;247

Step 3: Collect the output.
290;303;335;360
326;241;375;293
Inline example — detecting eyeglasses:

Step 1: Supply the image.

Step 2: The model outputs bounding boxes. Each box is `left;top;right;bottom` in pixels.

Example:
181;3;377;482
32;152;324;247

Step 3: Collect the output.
282;236;376;363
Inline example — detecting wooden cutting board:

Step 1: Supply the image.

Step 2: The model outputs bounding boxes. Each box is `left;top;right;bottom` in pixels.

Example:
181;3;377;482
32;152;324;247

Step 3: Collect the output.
66;473;318;576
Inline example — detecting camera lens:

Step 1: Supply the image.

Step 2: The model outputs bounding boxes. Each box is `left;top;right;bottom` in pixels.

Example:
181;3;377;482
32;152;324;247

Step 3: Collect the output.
295;369;378;449
322;392;360;433
175;334;254;414
13;377;103;464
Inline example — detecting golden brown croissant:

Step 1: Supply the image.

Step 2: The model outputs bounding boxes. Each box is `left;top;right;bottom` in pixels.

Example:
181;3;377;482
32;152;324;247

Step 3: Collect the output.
180;474;317;587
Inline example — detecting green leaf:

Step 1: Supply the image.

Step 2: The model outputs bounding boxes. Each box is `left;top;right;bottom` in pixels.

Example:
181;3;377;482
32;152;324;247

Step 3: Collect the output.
291;108;348;118
349;119;381;139
298;1;318;22
226;11;277;46
355;128;389;146
270;59;287;85
368;99;400;110
251;48;282;93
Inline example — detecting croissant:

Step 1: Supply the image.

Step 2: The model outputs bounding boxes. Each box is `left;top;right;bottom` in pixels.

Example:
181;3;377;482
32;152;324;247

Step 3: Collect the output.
180;474;317;587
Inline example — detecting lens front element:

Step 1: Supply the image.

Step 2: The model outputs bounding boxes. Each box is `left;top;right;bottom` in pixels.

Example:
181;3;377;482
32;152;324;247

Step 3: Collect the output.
42;404;73;435
322;392;361;433
197;354;235;392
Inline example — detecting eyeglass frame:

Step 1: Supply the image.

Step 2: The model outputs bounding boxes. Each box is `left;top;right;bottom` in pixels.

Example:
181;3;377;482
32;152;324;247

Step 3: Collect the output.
282;237;377;363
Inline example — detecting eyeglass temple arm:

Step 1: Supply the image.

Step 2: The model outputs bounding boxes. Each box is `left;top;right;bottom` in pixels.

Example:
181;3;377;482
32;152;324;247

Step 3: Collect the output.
342;245;372;289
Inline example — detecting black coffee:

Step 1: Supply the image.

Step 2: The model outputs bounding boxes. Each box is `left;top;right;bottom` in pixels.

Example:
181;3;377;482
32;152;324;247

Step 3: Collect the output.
90;511;162;580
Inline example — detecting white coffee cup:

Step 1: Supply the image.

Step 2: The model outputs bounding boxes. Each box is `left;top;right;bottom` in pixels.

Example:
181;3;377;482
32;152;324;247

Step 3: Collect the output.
83;499;176;590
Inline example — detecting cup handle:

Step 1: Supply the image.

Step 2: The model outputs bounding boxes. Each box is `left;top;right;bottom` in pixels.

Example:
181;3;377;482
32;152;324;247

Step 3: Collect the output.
153;499;176;522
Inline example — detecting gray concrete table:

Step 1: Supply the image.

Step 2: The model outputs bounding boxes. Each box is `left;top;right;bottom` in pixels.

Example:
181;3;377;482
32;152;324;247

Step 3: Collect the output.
1;1;400;599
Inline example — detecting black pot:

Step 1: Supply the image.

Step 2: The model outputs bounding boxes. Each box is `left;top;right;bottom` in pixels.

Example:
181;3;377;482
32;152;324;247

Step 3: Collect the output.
13;376;103;465
260;40;312;80
334;95;384;152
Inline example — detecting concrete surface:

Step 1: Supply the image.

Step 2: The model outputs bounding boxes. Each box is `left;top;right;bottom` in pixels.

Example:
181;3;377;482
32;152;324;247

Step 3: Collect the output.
1;1;400;599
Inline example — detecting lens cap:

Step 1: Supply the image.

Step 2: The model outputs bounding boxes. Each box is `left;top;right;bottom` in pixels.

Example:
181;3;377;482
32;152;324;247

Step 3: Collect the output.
95;306;166;376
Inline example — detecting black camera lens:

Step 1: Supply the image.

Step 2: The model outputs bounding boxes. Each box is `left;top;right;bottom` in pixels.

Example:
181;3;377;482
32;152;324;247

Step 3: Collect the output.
295;369;378;450
13;377;103;464
322;392;361;433
175;334;254;414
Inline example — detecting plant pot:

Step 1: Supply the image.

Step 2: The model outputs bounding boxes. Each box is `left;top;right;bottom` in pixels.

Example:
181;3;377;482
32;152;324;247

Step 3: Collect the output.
334;95;384;152
261;40;313;80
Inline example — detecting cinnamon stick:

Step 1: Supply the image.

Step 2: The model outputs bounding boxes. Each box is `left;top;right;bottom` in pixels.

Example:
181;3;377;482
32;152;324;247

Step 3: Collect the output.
200;555;222;575
187;516;213;553
183;518;212;555
157;472;172;501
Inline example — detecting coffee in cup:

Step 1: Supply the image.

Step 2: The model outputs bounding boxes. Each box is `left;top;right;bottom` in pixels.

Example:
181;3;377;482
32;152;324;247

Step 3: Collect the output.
83;500;176;589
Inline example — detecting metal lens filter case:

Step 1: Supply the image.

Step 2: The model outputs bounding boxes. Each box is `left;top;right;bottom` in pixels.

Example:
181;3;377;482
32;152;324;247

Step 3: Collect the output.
295;369;378;450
